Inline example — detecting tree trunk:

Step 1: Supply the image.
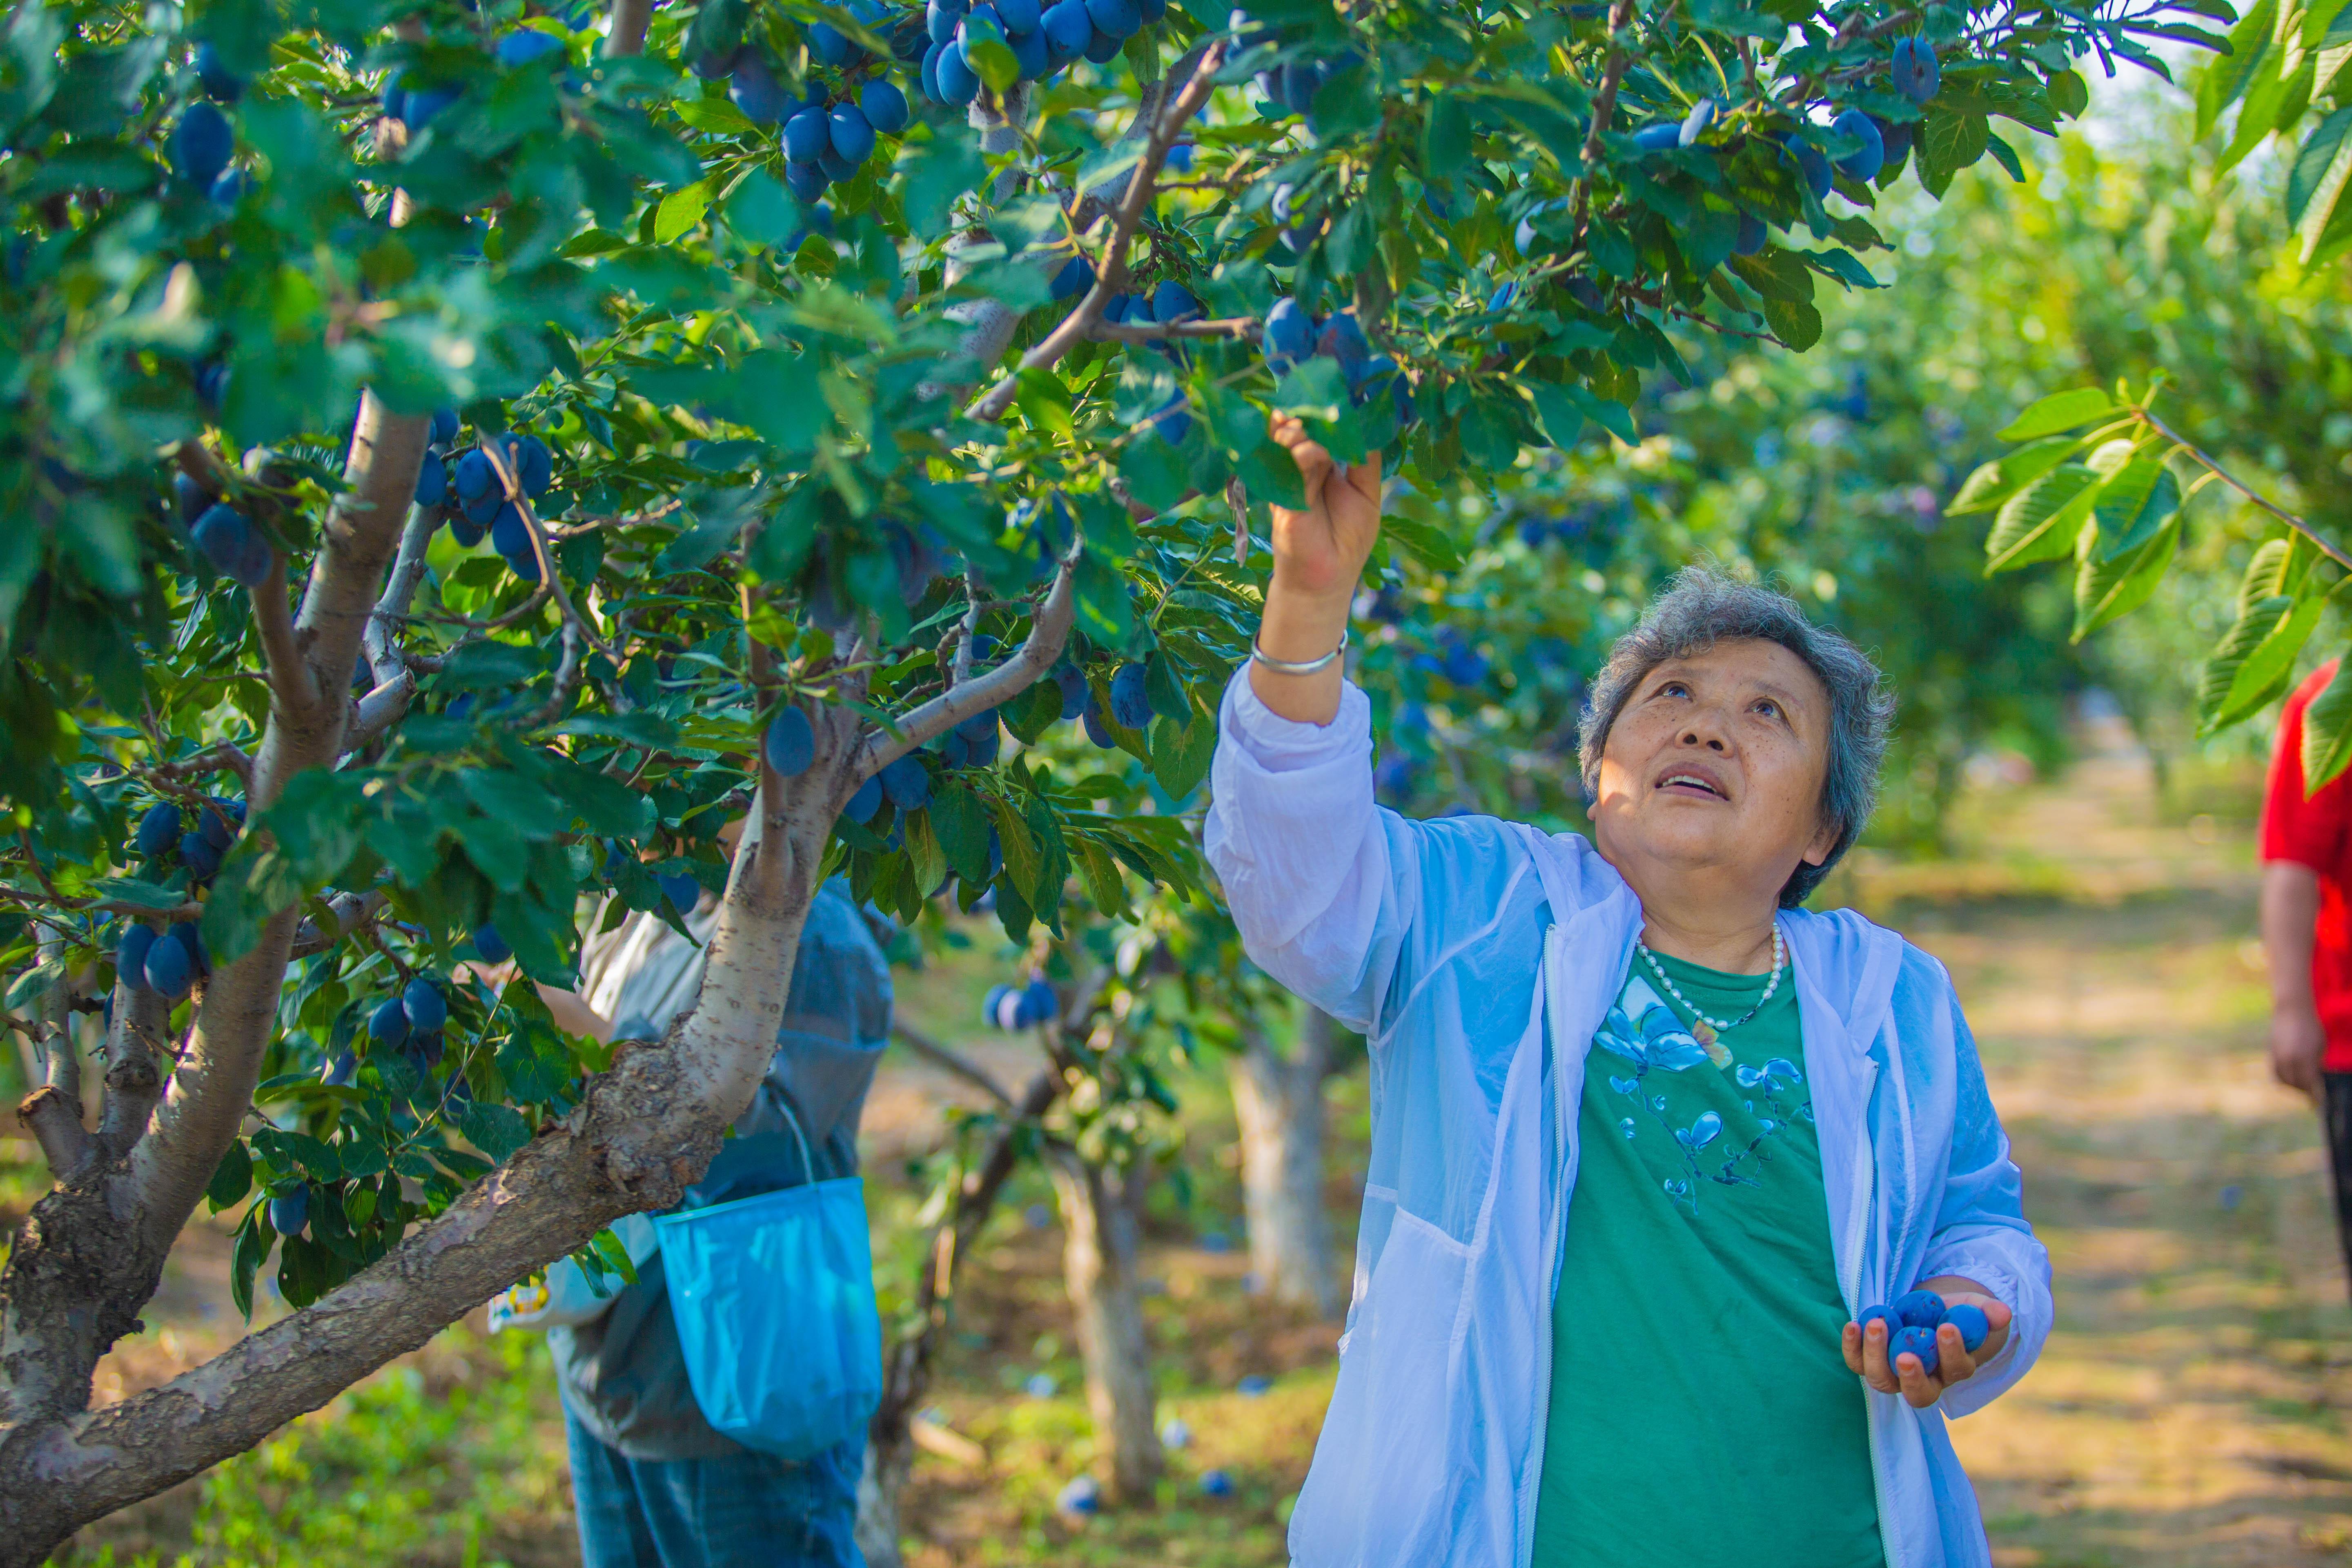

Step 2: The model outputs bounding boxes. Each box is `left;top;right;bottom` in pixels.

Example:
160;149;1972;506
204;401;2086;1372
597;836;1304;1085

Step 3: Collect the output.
1230;1006;1341;1318
1049;1151;1161;1503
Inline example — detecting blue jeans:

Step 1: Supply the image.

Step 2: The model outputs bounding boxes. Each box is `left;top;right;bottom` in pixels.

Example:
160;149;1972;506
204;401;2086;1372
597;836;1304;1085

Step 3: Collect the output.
564;1411;864;1568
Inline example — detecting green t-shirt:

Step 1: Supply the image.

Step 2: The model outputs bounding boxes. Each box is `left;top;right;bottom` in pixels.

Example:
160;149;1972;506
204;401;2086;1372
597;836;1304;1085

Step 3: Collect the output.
1529;947;1884;1568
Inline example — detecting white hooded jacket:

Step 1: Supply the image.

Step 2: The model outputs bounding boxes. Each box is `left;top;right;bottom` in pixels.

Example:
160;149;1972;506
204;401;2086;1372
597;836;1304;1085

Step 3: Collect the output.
1203;674;2051;1568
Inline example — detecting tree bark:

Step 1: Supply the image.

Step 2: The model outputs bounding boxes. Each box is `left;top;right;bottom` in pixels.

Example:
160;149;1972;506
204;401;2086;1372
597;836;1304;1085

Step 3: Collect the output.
1049;1151;1161;1504
1229;1006;1341;1318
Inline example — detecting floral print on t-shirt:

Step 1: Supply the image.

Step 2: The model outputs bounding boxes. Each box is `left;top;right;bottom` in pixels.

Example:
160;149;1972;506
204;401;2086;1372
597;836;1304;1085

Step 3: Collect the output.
1591;973;1811;1218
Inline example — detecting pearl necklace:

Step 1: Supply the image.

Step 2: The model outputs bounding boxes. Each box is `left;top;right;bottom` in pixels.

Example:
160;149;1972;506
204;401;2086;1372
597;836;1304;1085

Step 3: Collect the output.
1636;924;1786;1049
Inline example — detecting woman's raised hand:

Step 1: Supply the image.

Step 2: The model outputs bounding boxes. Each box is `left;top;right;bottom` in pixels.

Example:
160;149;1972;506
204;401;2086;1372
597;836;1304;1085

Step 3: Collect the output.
1251;416;1383;725
1266;414;1385;603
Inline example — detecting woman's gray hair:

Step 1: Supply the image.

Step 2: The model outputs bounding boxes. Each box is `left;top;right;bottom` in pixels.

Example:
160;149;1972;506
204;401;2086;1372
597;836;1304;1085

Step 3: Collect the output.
1576;566;1895;908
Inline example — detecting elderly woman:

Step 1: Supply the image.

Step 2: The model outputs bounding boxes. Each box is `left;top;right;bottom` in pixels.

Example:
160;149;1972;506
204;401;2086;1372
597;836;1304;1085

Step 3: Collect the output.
1203;425;2049;1568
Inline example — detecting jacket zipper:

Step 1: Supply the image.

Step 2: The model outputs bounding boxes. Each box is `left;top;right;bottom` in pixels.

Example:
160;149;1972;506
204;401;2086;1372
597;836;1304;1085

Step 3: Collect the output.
1517;929;1575;1568
1846;1092;1906;1568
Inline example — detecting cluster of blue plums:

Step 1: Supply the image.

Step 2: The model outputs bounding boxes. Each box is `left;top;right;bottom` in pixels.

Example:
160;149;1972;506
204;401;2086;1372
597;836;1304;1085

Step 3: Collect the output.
131;796;243;886
1262;298;1414;428
1855;1287;1988;1380
415;414;558;581
117;919;209;1003
695;9;916;204
982;973;1058;1029
364;973;456;1081
921;0;1166;107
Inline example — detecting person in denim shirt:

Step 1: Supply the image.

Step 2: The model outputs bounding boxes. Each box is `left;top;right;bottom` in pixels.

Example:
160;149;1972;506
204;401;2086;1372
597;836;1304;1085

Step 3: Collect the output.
544;878;891;1568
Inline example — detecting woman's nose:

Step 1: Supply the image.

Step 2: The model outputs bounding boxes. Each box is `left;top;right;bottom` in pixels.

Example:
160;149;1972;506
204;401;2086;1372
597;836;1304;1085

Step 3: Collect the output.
1679;727;1729;752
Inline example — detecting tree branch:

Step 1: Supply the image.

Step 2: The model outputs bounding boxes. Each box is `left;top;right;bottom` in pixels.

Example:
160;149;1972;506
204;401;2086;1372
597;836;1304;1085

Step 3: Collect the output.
249;555;310;718
94;982;169;1161
889;1021;1014;1107
477;440;621;666
605;0;652;57
2138;408;2352;573
517;619;587;730
157;742;254;793
1572;0;1638;229
1088;314;1261;345
125;391;430;1256
965;40;1229;423
17;1086;89;1176
859;548;1080;773
288;889;388;959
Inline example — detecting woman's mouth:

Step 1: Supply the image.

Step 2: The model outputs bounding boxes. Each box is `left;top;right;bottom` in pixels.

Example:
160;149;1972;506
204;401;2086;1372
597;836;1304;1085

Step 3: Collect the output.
1655;769;1728;800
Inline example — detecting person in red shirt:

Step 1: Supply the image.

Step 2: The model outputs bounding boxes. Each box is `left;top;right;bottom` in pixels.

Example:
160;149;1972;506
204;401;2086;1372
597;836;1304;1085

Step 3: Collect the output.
2259;659;2352;1300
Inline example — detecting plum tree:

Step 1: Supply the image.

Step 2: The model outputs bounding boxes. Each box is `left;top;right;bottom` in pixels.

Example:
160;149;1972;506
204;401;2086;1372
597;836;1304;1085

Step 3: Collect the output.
0;0;2207;1552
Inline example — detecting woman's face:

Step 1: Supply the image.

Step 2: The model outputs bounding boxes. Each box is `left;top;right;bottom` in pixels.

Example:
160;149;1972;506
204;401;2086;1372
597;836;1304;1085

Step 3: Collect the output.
1591;639;1840;904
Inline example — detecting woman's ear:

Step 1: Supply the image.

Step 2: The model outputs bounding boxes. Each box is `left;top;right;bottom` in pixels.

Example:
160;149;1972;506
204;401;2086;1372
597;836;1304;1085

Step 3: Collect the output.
1802;816;1842;869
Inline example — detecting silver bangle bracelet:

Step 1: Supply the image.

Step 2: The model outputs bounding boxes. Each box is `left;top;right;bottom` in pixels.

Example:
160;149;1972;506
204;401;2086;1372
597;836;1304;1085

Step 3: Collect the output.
1250;627;1349;677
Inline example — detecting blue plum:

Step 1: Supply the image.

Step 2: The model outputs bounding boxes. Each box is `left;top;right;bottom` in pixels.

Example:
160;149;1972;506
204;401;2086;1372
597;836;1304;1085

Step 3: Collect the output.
830;102;876;163
881;754;931;811
470;923;512;963
369;996;412;1047
764;705;817;777
1108;663;1152;728
135;802;183;856
402;976;448;1034
118;924;158;992
171;102;235;188
1939;1302;1990;1353
1831;107;1883;181
1891;1289;1946;1329
269;1186;310;1237
1889;1324;1940;1378
862;79;910;134
844;774;883;824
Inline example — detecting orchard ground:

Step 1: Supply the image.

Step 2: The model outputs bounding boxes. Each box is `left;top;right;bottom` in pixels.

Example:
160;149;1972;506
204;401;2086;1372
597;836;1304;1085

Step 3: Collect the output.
29;706;2352;1568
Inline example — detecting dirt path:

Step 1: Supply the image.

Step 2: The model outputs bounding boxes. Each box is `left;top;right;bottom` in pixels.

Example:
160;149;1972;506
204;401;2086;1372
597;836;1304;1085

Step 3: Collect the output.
1873;721;2352;1566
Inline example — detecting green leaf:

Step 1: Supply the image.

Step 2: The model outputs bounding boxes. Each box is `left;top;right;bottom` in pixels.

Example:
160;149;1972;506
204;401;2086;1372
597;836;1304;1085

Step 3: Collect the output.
902;808;948;896
2290;103;2352;234
1948;435;2083;515
987;796;1042;906
231;1209;270;1321
1382;514;1463;571
1119;430;1192;512
2214;48;2300;175
930;784;993;884
1985;464;2099;572
2307;653;2352;788
967;32;1020;91
2196;0;2277;137
207;1139;254;1212
1527;381;1637;446
1423;94;1472;174
2090;457;2183;559
1235;441;1308;511
1760;293;1824;352
1149;708;1218;801
1919;109;1991;185
456;1097;532;1162
2200;590;2326;734
86;876;186;910
1273;356;1349;418
2072;516;2179;640
1984;133;2027;182
676;96;758;136
900;131;989;237
1996;388;2118;441
654;180;714;245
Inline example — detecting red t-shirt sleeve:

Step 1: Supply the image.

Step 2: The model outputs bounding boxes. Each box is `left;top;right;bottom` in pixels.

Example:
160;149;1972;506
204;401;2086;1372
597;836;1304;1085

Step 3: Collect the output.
2263;662;2350;873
